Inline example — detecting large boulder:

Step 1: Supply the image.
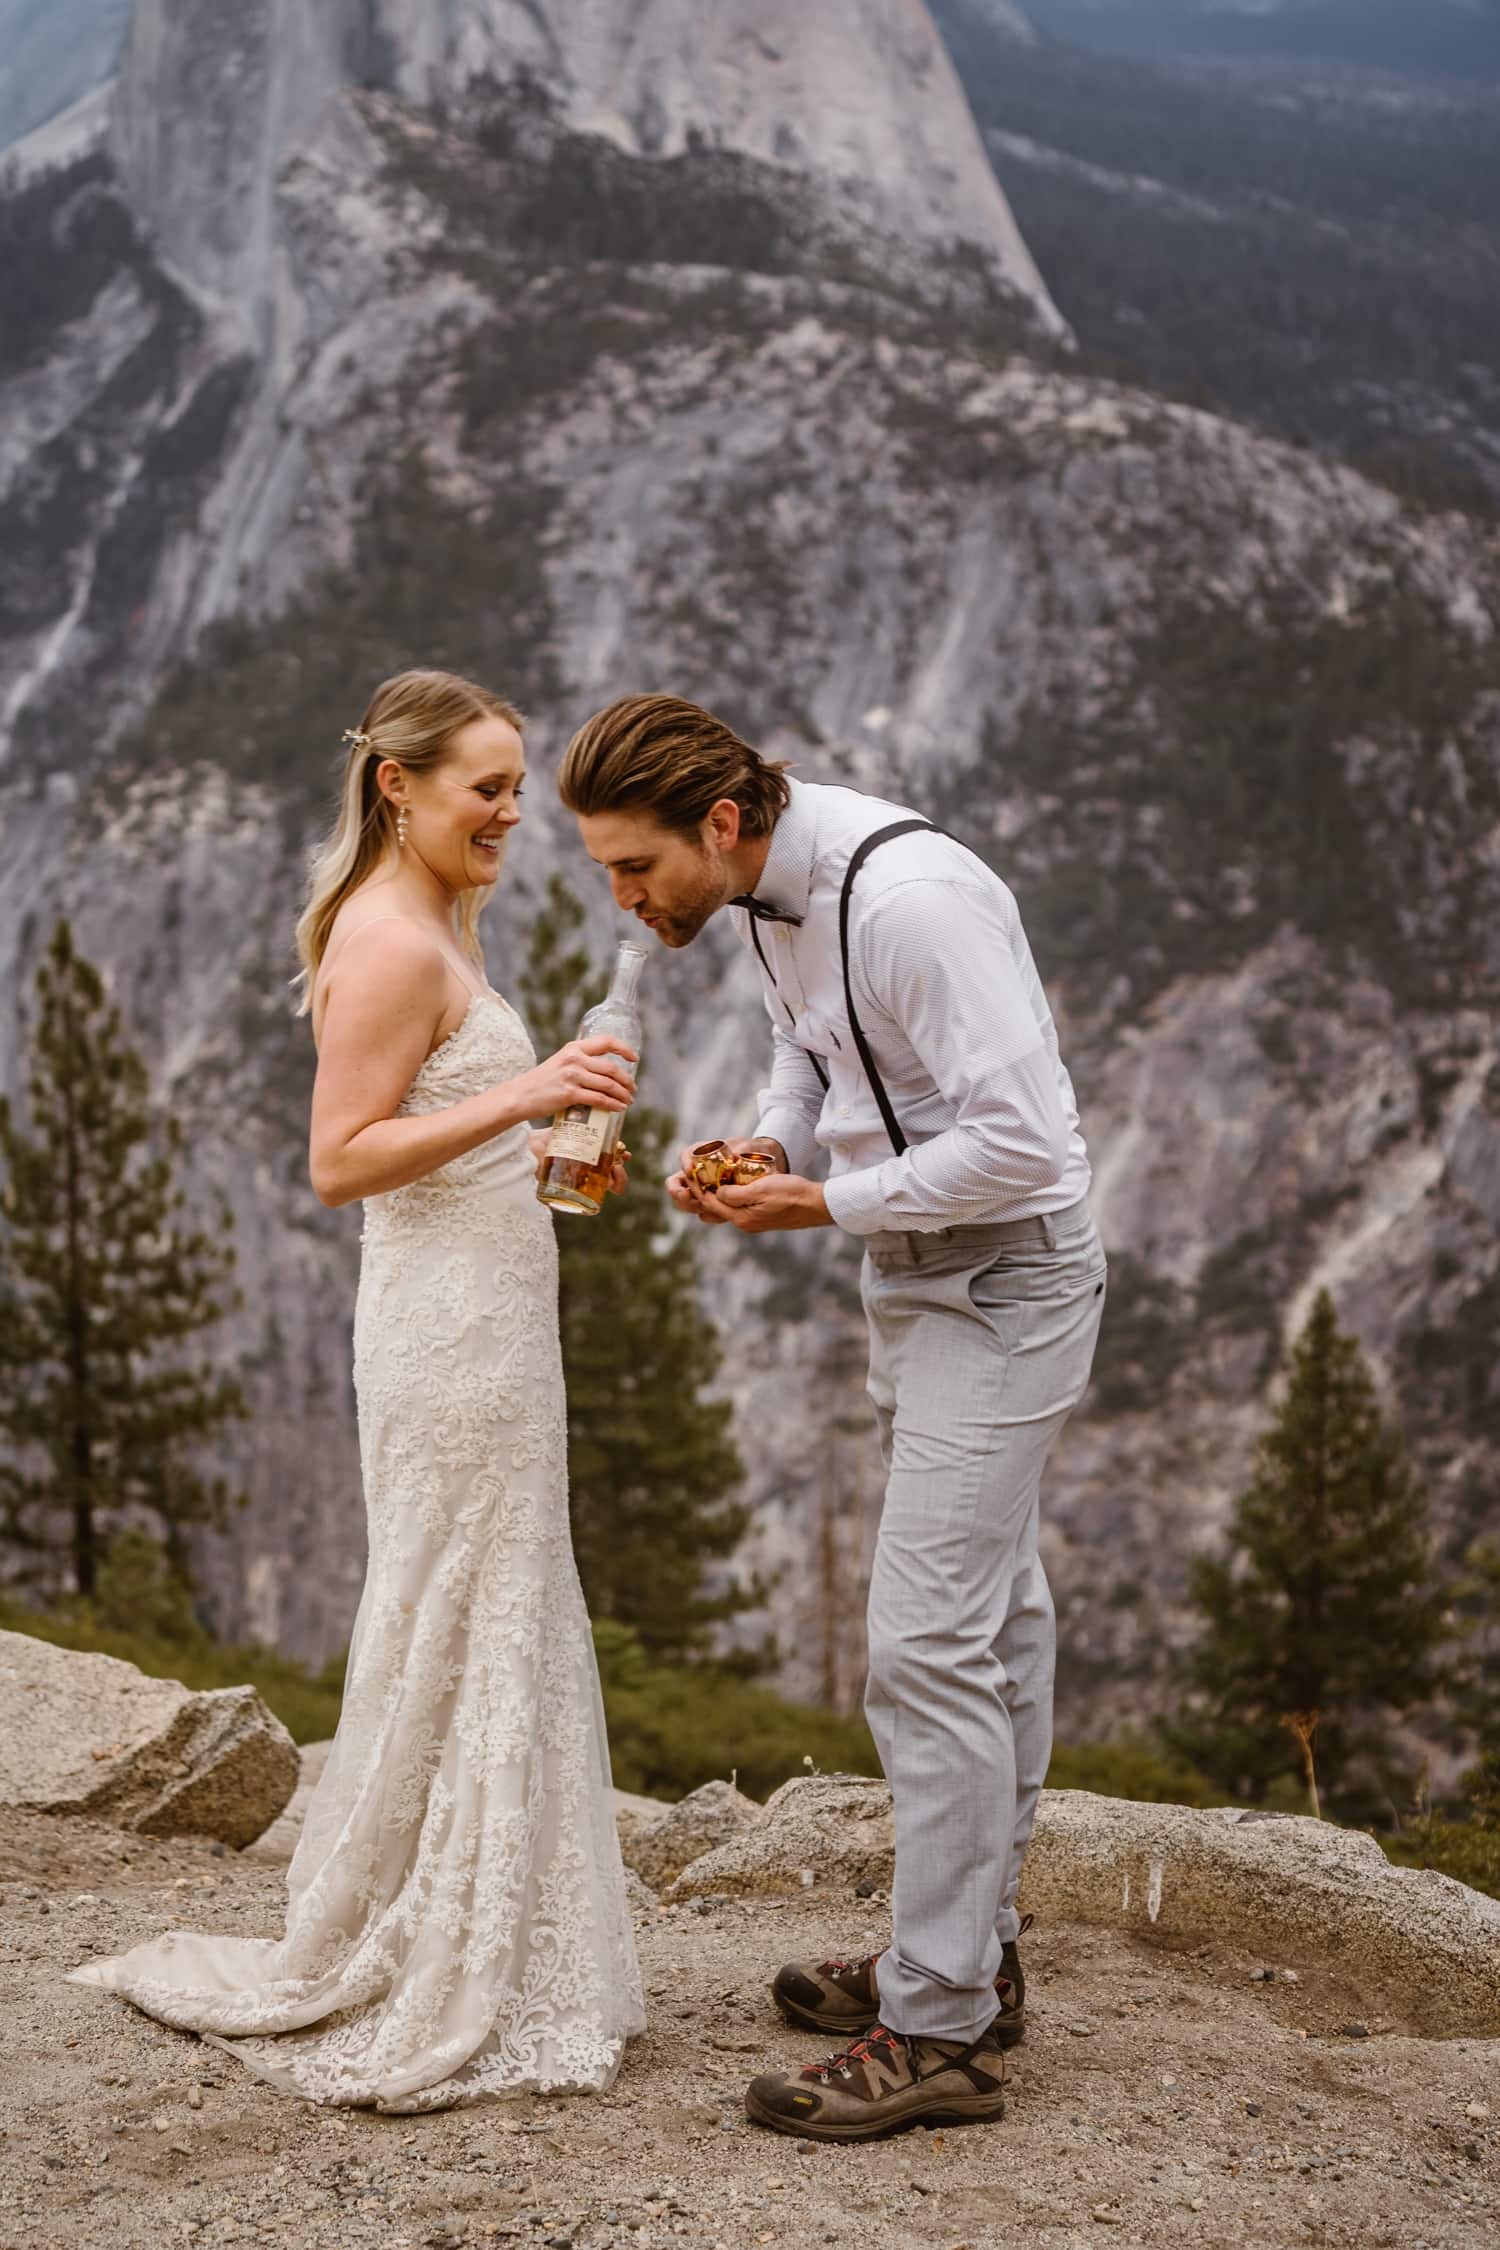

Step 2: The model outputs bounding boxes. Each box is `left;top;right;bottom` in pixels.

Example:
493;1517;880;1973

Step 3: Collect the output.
242;1736;333;1863
666;1772;892;1901
667;1774;1500;2037
1026;1789;1500;2037
622;1866;660;1918
0;1631;299;1849
617;1777;763;1893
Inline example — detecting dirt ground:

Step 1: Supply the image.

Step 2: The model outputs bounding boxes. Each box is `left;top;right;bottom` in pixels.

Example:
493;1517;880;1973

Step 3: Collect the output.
1;1808;1496;2250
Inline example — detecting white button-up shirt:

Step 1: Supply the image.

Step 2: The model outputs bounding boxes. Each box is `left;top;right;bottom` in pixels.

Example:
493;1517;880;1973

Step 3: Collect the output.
733;777;1091;1236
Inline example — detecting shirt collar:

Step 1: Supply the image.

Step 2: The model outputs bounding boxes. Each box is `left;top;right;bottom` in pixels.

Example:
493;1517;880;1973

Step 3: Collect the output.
745;776;817;925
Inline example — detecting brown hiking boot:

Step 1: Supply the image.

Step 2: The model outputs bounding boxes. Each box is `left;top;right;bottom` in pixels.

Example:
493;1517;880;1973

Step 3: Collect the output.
745;2020;1007;2142
771;1915;1031;2048
770;1950;881;2036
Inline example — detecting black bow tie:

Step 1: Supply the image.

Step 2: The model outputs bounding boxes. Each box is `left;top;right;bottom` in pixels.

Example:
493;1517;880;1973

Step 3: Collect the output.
730;894;803;927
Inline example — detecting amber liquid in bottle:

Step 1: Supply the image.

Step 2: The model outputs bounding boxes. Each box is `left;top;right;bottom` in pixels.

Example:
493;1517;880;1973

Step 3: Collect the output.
537;1148;616;1214
535;940;646;1217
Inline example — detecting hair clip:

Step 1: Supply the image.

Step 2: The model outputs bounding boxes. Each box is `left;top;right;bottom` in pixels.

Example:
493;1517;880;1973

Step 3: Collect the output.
342;727;372;753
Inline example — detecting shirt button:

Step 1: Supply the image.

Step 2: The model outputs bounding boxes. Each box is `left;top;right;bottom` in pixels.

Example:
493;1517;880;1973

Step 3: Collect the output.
838;1105;850;1118
836;1143;849;1160
777;928;789;943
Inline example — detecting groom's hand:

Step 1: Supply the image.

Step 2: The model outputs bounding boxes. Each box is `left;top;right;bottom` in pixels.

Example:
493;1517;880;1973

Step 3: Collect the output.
666;1137;788;1224
712;1172;832;1232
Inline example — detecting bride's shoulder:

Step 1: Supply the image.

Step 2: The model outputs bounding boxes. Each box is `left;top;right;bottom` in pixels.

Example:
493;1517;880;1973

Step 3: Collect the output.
327;898;446;967
315;907;449;1025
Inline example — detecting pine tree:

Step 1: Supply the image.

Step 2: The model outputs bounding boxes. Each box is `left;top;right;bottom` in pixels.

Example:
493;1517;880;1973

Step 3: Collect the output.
1453;1535;1500;1818
0;921;246;1598
1171;1288;1448;1810
518;877;759;1663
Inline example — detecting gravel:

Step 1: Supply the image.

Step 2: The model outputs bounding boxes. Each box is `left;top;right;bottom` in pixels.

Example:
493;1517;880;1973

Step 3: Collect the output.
0;1808;1496;2248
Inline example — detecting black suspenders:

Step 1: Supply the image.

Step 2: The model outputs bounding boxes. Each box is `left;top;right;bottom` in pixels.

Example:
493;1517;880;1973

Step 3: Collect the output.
835;819;938;1156
749;816;942;1155
748;915;830;1093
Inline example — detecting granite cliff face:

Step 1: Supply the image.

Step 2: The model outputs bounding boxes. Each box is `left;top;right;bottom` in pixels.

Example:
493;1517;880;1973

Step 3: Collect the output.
108;0;1064;333
0;0;1496;1727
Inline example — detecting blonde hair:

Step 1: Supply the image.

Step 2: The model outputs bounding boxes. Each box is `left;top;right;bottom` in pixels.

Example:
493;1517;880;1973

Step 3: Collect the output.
294;668;523;1013
559;693;790;839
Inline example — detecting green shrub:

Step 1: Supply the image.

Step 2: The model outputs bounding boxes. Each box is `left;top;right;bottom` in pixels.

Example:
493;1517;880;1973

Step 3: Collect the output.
1379;1815;1500;1903
0;156;143;382
0;1596;345;1745
593;1622;880;1801
0;1597;1301;1821
596;1633;1230;1808
88;1530;206;1644
1046;1733;1226;1807
0;1597;875;1785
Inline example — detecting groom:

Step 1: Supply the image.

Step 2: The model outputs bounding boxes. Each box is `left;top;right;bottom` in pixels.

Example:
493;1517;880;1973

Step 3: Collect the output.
560;693;1106;2141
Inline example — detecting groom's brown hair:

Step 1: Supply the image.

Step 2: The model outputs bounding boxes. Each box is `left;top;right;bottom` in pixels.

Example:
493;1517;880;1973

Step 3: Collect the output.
559;693;790;838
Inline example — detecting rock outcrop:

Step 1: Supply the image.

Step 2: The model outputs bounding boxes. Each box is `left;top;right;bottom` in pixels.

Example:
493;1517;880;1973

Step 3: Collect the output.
219;1744;1500;2036
0;1632;299;1848
616;1778;763;1895
666;1774;894;1903
1024;1789;1500;2038
241;1734;331;1863
668;1775;1500;2036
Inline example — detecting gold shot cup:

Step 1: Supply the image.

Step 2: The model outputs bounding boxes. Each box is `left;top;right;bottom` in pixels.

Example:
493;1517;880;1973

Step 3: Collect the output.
689;1140;775;1190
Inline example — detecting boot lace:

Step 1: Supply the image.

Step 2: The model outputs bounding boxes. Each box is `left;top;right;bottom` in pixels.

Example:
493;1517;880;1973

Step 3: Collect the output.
816;1950;879;1978
801;2023;908;2085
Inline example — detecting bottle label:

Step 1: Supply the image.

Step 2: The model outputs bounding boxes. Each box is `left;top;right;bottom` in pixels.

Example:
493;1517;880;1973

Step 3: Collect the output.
546;1105;610;1166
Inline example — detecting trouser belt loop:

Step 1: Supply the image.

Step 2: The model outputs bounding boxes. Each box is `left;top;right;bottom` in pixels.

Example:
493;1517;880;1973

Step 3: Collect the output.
865;1197;1091;1264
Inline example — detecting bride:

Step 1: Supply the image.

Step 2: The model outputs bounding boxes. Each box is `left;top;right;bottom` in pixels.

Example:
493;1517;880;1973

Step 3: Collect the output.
70;668;646;2110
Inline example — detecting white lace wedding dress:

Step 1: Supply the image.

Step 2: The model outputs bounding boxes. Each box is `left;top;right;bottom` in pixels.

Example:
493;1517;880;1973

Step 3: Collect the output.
70;991;645;2110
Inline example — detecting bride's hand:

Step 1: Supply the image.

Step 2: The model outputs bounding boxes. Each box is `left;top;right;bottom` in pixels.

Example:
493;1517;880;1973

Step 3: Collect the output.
529;1130;630;1192
516;1036;637;1120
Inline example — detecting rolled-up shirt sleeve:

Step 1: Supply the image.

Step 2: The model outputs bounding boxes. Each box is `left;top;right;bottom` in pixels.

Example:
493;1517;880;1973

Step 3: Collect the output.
754;1022;827;1179
821;877;1072;1235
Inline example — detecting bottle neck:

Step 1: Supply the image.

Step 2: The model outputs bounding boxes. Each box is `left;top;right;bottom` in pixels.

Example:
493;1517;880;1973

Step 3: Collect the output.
605;942;647;1010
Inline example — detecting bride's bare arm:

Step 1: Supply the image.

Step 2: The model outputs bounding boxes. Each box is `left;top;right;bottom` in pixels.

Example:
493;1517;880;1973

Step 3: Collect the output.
309;924;634;1208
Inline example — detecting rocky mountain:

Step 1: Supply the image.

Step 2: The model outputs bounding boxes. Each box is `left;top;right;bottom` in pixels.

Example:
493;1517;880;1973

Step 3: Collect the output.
1;0;1497;1741
935;1;1500;510
1017;0;1500;82
109;0;1063;335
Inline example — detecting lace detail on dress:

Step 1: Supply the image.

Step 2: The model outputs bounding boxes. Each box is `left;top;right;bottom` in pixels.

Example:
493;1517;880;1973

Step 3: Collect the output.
69;991;644;2110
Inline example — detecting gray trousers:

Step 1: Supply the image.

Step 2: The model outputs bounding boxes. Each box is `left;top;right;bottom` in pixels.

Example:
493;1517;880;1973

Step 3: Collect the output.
861;1196;1106;2043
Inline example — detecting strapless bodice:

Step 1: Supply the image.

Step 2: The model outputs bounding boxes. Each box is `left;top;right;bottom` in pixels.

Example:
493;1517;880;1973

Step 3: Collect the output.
361;991;546;1249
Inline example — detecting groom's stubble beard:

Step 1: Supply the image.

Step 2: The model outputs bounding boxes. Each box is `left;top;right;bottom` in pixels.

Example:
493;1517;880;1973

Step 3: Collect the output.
647;836;733;948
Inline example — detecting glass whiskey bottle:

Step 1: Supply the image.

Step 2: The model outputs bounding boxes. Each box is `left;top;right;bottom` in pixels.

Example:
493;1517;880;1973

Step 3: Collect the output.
535;939;646;1217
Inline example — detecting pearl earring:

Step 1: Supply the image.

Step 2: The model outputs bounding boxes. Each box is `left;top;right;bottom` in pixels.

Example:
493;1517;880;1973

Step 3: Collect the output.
396;806;409;849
